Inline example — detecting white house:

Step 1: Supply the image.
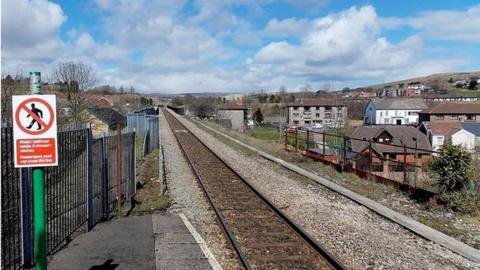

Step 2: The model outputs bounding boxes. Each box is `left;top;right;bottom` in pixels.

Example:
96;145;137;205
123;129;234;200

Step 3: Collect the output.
419;122;476;152
364;98;428;125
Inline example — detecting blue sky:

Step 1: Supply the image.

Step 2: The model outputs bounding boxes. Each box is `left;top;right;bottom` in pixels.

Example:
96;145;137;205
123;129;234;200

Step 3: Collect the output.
2;0;480;93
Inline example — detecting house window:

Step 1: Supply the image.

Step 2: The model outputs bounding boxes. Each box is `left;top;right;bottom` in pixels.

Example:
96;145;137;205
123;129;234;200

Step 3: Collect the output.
315;113;320;117
325;106;332;111
380;112;383;116
325;112;332;119
304;106;310;111
436;137;444;145
451;114;459;120
408;111;417;116
384;118;390;124
293;120;299;124
466;114;476;120
338;113;343;118
293;106;299;110
386;111;389;116
316;106;319;110
435;115;444;120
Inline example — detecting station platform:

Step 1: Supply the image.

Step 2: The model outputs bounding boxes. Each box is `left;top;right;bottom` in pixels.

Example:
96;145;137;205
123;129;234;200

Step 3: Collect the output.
49;214;216;270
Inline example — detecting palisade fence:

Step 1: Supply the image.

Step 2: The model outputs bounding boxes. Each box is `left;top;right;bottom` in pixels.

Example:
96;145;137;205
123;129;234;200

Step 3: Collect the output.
284;128;439;199
127;107;159;155
1;124;136;270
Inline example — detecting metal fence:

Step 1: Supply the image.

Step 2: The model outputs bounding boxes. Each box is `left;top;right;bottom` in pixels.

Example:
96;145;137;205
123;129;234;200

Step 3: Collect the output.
127;107;159;155
284;128;439;197
1;125;136;270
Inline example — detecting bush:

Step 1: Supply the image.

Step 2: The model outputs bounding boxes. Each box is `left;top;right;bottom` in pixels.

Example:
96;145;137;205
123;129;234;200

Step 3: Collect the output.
428;143;479;213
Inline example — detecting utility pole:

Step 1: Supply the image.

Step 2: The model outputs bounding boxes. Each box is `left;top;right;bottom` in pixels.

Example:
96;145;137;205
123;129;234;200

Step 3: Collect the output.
31;71;47;270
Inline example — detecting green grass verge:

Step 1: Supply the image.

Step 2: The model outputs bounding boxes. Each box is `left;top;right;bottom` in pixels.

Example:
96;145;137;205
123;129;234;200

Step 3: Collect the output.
126;148;170;215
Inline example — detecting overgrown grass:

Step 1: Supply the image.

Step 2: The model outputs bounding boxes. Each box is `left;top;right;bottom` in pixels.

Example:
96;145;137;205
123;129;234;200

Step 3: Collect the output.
126;149;170;215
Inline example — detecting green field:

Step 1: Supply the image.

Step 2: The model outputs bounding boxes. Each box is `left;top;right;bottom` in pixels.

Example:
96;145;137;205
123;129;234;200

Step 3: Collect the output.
247;127;281;141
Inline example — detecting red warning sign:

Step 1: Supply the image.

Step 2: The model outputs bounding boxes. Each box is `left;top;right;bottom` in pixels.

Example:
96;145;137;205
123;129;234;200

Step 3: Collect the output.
12;95;58;168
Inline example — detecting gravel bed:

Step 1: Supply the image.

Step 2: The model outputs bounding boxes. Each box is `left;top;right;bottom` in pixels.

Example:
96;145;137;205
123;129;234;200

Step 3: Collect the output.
171;112;480;270
159;110;240;269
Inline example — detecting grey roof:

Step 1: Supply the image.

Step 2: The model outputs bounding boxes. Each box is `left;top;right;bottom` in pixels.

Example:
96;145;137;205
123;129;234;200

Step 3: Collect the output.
461;123;480;136
350;125;431;156
87;107;125;127
370;98;428;110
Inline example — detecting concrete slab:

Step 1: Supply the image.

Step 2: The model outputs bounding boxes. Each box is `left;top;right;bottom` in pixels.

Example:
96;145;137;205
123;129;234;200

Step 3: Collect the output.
49;215;155;270
153;214;216;270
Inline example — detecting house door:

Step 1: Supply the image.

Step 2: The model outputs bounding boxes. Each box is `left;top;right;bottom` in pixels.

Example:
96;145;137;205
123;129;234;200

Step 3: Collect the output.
396;119;402;125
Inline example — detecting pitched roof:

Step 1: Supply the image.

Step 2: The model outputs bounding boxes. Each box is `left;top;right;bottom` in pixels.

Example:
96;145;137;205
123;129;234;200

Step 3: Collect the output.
86;107;125;126
350;125;431;155
461;123;480;136
287;98;345;107
370;98;428;110
422;122;462;136
420;103;480;114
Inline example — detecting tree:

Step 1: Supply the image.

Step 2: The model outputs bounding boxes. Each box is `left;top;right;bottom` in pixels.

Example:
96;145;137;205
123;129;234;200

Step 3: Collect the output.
1;73;29;123
468;79;478;90
51;62;97;123
448;77;454;84
253;108;263;124
171;96;184;106
428;143;472;194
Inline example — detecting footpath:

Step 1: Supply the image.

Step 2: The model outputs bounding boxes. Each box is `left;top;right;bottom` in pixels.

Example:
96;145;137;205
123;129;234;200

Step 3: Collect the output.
49;213;218;270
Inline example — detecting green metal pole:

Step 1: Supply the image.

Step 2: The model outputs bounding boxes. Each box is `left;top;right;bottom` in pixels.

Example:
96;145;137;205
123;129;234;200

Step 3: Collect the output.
30;71;47;270
33;168;46;270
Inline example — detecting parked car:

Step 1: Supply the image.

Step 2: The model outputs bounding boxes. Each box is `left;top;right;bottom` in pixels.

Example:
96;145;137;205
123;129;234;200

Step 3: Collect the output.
284;126;297;134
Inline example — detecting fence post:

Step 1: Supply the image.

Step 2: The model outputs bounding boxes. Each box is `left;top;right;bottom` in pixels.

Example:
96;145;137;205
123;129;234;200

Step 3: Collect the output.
101;135;108;220
342;136;347;172
116;124;122;211
295;128;298;152
403;144;407;184
322;132;326;156
86;127;94;231
306;130;310;152
284;129;287;150
21;168;33;268
368;140;373;174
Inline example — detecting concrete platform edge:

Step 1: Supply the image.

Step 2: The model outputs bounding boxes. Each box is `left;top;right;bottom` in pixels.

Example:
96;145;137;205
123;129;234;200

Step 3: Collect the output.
178;213;223;270
188;116;480;264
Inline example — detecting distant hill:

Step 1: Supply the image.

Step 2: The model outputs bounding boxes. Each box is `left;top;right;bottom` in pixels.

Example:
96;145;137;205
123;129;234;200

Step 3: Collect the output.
359;71;480;90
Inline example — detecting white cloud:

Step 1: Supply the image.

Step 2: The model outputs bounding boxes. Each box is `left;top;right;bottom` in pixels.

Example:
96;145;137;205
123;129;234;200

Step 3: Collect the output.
407;5;480;42
249;6;452;86
263;18;311;37
2;1;475;93
1;0;66;49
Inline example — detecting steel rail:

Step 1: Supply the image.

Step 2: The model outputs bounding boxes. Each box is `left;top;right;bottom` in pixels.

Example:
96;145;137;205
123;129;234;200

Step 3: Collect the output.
163;109;347;270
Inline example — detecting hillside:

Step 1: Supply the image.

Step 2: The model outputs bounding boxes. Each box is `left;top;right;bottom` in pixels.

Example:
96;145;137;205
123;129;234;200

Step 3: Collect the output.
361;71;480;90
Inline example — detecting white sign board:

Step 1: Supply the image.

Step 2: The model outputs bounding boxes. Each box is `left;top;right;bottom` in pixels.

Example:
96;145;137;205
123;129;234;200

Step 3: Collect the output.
12;95;58;167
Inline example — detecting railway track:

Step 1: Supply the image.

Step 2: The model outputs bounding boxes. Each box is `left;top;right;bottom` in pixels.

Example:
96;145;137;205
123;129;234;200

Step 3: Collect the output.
163;109;346;270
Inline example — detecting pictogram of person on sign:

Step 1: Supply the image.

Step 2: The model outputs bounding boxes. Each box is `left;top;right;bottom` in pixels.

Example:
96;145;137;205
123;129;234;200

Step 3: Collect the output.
26;103;43;130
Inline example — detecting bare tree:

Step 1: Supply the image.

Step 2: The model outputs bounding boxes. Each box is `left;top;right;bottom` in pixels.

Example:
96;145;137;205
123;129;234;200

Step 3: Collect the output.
51;62;97;123
1;73;29;123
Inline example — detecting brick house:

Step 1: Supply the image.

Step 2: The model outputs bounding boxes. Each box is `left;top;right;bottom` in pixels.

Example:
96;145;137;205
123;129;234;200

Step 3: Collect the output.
418;103;480;123
349;126;431;175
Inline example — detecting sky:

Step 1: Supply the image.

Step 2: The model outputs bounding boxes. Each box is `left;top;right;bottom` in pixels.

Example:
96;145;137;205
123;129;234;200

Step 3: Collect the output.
2;0;480;93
